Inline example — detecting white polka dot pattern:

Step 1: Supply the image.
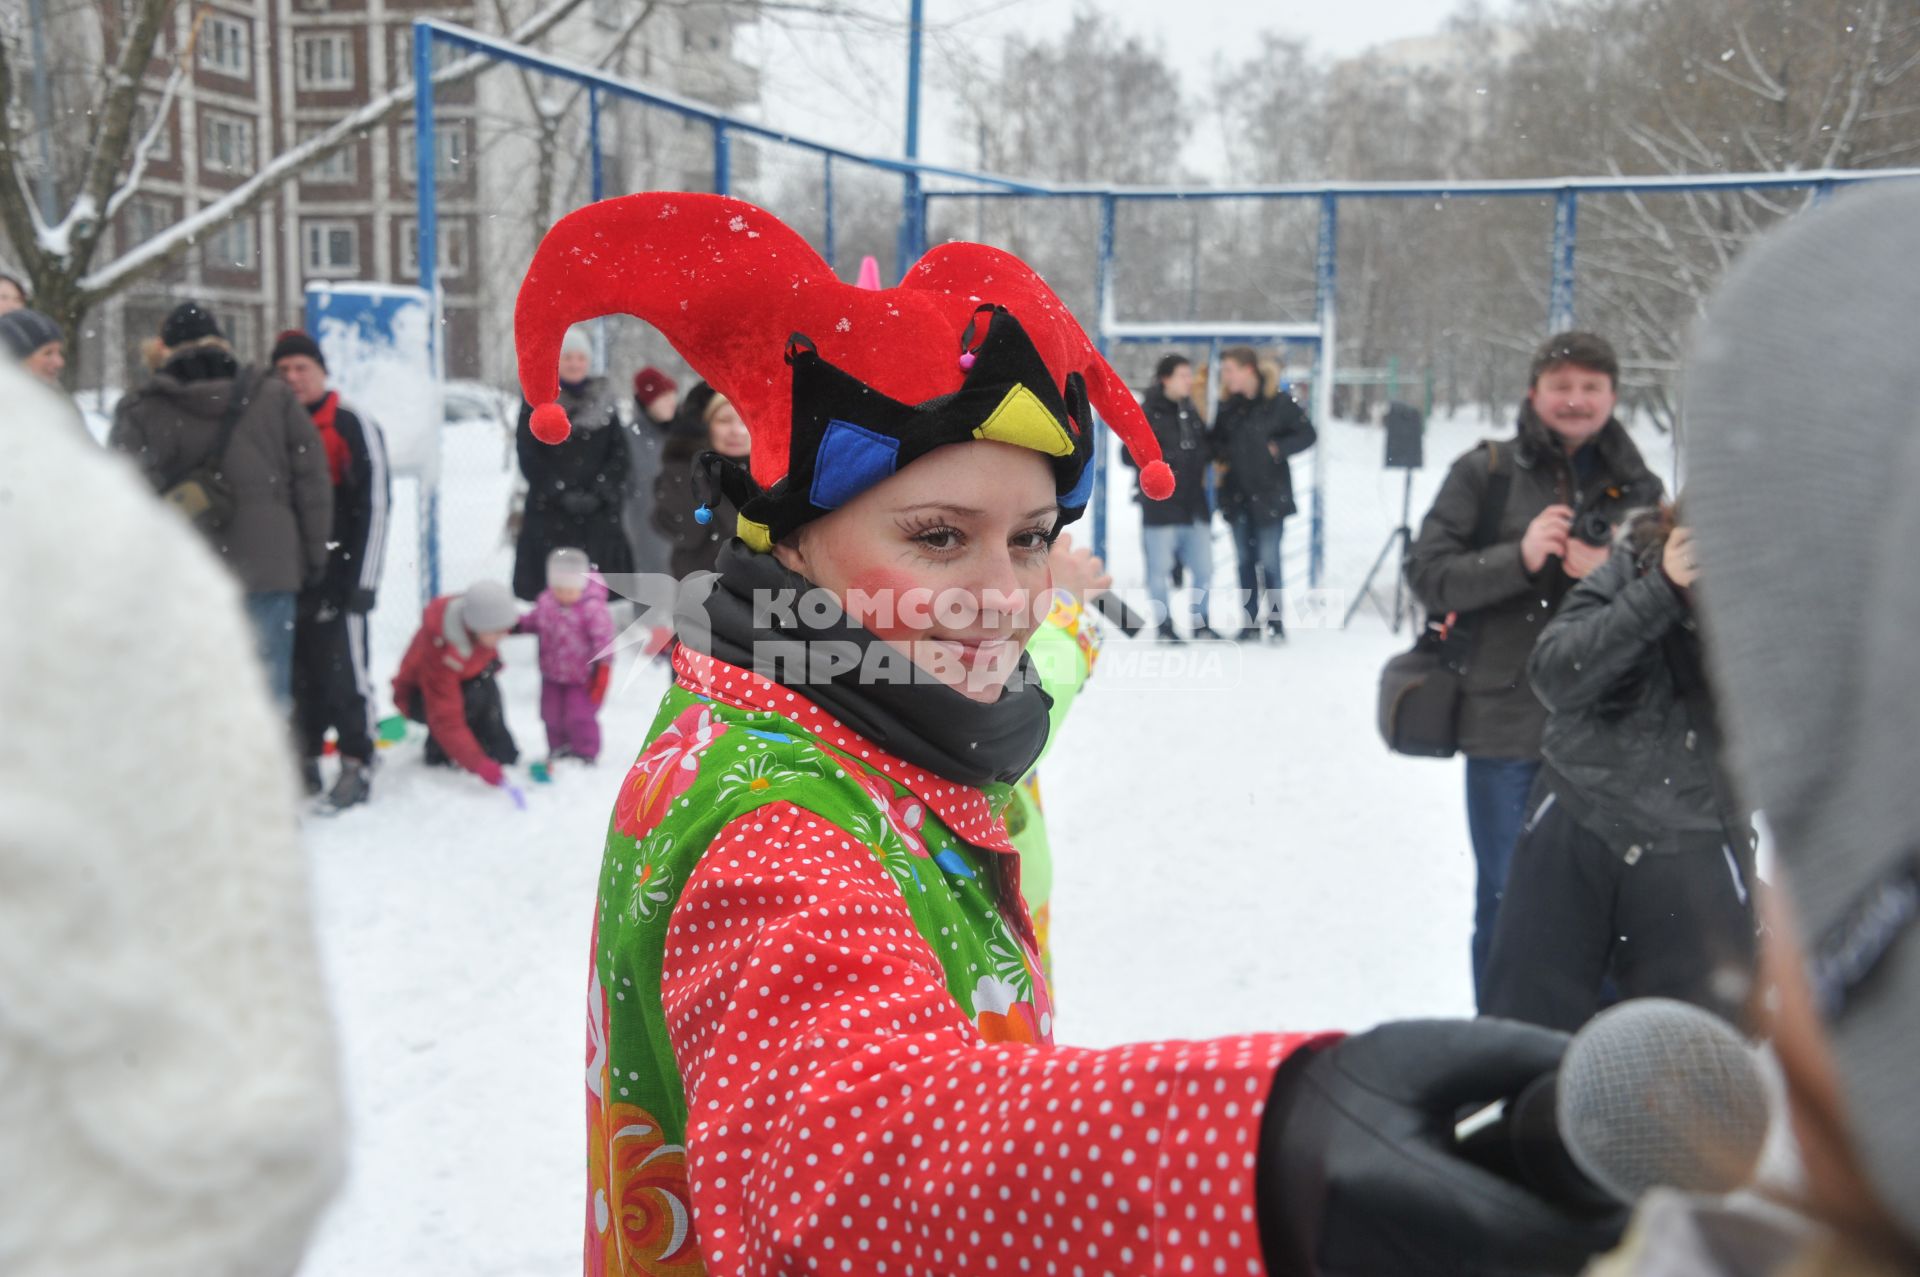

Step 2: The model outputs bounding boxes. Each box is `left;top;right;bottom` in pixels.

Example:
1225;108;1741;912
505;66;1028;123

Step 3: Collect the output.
660;798;1322;1275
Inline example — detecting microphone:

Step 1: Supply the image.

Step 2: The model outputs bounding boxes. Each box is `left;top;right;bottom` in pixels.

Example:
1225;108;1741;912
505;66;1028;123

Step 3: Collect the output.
1455;998;1771;1211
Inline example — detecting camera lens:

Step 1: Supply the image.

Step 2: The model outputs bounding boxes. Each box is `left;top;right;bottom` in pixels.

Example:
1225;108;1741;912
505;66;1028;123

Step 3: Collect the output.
1574;511;1613;547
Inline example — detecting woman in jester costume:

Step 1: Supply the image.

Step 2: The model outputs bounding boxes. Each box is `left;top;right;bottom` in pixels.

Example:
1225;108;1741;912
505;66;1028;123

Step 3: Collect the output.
515;194;1625;1277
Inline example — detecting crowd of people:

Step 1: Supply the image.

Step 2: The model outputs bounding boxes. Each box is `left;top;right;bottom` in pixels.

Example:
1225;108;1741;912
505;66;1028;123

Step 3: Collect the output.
6;180;1920;1277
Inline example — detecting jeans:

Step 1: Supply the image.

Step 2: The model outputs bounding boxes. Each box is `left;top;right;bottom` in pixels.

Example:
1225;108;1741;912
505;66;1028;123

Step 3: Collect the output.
1227;512;1285;630
1142;520;1213;630
243;591;297;712
1464;756;1542;1008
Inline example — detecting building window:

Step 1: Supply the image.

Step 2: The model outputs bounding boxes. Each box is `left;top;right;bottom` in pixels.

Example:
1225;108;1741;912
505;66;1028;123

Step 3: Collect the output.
126;196;172;246
205;216;256;270
303;220;359;277
296;33;355;90
133;97;173;161
399;218;470;279
199;13;250;78
299;126;357;183
394;29;461;81
398;122;469;185
201;112;254;175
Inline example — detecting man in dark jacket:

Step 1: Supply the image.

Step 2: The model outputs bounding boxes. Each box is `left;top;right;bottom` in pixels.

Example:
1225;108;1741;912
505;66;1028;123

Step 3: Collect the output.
1405;330;1664;1006
1209;346;1316;641
272;329;392;812
110;302;333;711
1480;510;1756;1031
1129;354;1218;641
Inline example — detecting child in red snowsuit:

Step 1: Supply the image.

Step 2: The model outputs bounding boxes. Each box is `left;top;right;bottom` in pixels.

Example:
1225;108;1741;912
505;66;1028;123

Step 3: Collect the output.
514;546;614;764
389;579;522;790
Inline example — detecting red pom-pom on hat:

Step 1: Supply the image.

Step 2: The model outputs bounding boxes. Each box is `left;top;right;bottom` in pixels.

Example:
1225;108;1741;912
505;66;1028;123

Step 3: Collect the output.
1140;459;1175;501
529;402;572;444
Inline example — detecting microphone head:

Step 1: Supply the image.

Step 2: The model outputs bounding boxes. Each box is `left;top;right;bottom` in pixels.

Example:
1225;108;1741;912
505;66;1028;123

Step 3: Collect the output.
1556;998;1771;1202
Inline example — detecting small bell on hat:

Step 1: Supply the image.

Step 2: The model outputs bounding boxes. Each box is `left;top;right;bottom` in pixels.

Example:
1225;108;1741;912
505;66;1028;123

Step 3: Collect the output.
513;193;1174;546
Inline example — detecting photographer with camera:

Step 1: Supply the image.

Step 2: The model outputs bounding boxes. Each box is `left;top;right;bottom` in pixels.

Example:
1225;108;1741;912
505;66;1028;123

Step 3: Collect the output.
1481;501;1759;1031
1407;332;1664;1006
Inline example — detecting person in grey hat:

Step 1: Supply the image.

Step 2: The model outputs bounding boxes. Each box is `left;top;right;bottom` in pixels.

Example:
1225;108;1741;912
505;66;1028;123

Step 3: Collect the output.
0;307;65;387
1593;181;1920;1274
389;579;527;806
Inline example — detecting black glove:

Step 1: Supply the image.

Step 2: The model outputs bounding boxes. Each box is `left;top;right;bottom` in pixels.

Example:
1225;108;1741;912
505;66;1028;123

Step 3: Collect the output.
558;490;601;517
1260;1018;1628;1277
348;587;376;614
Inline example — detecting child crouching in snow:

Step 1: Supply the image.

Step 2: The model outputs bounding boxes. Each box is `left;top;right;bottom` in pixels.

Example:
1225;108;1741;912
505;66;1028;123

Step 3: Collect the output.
515;546;614;765
389;578;523;797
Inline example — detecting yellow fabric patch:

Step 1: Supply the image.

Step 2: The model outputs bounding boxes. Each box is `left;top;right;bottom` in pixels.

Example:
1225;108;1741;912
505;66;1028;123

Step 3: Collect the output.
737;516;773;553
972;384;1074;457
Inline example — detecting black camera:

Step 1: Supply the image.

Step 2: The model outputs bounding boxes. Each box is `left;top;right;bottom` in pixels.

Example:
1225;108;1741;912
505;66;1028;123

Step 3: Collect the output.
1571;506;1614;548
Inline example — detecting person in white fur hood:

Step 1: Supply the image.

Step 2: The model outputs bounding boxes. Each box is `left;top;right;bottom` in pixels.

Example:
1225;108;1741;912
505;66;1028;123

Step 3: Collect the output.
0;361;345;1275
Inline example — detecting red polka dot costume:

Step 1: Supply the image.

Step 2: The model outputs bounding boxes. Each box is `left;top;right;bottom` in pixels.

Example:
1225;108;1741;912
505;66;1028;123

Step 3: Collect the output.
515;194;1331;1276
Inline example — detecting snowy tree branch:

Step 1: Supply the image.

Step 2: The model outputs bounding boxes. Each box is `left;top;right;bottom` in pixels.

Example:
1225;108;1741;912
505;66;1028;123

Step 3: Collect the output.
102;58;189;225
65;0;182;269
1731;20;1788;102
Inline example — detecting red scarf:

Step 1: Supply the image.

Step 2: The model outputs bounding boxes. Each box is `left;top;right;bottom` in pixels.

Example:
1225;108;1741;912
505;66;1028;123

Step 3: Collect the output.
309;391;350;486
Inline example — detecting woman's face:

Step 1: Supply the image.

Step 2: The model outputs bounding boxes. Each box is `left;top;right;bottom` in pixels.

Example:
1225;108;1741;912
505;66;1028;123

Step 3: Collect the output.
0;277;23;313
557;347;592;384
708;402;751;458
774;440;1059;703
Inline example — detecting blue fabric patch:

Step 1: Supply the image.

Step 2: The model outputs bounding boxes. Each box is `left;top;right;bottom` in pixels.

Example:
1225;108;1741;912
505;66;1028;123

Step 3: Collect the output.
810;419;901;510
934;847;977;879
1060;456;1096;510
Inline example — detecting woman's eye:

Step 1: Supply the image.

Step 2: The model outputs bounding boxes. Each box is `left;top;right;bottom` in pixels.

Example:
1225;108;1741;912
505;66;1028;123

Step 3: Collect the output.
1013;529;1051;553
913;527;963;552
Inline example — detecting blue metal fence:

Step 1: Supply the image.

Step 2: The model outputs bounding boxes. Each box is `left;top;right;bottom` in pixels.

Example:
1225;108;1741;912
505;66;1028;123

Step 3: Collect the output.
411;17;1920;586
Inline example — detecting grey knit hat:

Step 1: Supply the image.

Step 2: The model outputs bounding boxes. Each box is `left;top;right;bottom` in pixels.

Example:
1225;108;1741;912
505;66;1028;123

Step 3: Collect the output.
1684;180;1920;1243
0;307;61;360
459;579;520;635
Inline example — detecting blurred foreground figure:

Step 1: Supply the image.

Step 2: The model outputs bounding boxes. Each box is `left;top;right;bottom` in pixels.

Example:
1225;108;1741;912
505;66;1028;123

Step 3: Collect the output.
1597;182;1920;1274
0;364;344;1276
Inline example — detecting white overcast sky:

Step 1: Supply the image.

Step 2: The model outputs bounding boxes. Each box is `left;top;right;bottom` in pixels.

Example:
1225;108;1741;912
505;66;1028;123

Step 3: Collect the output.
735;0;1505;177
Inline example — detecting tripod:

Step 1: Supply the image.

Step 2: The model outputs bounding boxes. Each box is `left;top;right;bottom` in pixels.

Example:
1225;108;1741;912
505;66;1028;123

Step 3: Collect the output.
1342;467;1418;632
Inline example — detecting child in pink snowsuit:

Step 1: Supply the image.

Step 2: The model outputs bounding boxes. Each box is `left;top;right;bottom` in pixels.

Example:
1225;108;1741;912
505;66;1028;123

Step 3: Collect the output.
516;546;614;763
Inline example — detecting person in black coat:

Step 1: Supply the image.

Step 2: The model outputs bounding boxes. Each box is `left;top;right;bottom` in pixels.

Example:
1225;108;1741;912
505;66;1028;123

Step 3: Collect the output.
512;331;633;601
272;330;392;811
1128;354;1218;641
653;386;750;579
1209;346;1316;641
1481;503;1758;1031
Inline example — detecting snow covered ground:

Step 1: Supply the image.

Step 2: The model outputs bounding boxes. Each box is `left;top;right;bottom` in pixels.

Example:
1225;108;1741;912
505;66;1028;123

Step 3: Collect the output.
296;407;1678;1276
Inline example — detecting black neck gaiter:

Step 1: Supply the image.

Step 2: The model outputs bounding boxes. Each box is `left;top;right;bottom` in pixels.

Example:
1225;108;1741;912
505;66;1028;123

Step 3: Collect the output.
675;541;1053;788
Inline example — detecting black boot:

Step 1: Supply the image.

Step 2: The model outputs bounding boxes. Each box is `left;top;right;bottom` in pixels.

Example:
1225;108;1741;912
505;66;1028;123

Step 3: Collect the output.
319;757;373;813
1155;619;1185;644
301;757;324;797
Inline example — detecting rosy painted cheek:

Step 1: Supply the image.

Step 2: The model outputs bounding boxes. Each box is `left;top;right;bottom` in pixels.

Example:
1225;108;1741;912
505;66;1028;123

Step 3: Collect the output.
843;565;933;640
